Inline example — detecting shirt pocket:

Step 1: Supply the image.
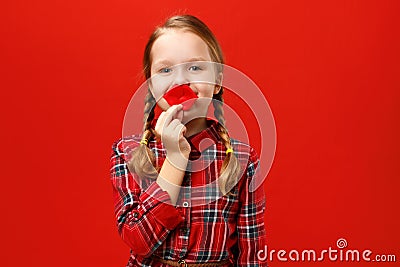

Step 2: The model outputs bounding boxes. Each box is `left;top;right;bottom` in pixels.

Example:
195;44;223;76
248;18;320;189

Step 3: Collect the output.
190;184;239;224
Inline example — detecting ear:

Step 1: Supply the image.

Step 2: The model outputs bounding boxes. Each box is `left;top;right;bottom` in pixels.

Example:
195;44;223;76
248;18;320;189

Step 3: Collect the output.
214;72;223;94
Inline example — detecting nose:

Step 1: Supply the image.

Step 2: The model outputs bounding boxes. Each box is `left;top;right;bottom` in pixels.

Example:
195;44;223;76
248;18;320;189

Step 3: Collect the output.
172;66;189;87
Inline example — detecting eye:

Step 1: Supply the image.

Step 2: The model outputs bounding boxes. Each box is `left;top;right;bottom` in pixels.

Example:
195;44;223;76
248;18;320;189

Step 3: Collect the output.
159;67;172;73
188;65;202;71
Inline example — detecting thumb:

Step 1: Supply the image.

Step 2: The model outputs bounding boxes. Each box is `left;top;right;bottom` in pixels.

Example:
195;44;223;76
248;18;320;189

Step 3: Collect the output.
175;109;184;122
180;125;187;137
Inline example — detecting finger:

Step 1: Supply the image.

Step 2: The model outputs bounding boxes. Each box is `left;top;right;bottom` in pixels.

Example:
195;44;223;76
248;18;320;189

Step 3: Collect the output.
174;123;187;137
163;104;183;126
160;119;180;142
155;112;166;134
180;125;187;137
175;109;184;122
166;119;181;131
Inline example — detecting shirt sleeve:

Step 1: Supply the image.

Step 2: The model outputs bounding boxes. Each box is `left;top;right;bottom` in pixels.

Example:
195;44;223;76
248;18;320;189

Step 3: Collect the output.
110;138;185;257
236;147;268;267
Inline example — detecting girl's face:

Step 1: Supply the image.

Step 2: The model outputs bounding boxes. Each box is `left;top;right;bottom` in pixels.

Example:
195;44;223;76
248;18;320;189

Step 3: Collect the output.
149;29;221;123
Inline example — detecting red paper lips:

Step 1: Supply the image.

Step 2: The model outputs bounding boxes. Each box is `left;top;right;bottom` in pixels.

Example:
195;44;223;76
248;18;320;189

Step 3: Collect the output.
163;84;198;111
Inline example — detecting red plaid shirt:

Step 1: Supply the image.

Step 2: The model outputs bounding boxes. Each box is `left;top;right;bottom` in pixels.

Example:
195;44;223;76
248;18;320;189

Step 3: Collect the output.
110;119;267;266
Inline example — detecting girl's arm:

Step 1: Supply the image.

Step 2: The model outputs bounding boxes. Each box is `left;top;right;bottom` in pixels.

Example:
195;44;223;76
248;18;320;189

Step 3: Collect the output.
110;139;185;258
236;147;268;267
154;104;190;205
156;155;188;205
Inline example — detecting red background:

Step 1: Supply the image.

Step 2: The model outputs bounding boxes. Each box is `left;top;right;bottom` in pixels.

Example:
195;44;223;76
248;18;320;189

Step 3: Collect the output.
1;0;399;266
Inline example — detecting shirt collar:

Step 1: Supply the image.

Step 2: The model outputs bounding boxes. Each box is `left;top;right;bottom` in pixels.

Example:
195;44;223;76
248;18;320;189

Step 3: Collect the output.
186;118;221;152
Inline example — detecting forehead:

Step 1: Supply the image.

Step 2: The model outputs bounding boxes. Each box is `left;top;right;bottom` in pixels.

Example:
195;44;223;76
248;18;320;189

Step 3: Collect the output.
151;29;212;66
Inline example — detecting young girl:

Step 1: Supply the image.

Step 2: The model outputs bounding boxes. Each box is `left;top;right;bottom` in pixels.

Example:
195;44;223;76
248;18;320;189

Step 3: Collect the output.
110;15;267;267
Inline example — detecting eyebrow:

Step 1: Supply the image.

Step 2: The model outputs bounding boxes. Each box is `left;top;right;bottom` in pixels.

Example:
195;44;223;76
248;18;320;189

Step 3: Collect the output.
186;57;209;62
152;57;209;68
152;60;172;68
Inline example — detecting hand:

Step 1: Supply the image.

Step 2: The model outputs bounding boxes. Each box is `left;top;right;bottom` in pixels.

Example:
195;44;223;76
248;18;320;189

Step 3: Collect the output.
154;105;191;169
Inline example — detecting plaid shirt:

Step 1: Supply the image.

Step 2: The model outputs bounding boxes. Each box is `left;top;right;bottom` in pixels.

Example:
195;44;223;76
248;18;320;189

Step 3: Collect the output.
110;118;267;267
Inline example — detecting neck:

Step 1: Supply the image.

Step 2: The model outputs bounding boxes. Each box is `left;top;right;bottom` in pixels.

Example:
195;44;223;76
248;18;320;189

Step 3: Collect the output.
184;117;208;138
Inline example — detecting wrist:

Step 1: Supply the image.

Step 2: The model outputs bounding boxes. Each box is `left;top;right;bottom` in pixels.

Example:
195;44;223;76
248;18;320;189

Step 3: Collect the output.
166;152;189;171
166;149;190;159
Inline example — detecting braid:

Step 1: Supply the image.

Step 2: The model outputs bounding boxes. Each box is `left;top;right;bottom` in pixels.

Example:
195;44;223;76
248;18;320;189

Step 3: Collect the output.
127;89;158;179
213;89;226;126
212;88;241;195
142;89;156;132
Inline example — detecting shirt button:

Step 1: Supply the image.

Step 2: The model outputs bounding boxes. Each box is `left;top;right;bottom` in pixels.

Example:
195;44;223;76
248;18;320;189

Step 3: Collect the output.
133;212;139;218
182;201;189;207
182;227;189;235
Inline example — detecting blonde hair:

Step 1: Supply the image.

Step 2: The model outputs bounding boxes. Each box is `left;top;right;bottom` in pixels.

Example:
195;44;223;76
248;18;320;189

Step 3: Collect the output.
128;15;241;195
